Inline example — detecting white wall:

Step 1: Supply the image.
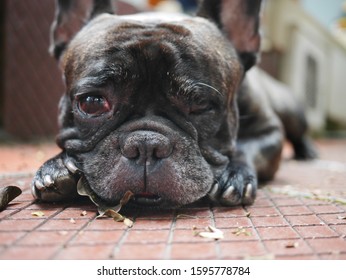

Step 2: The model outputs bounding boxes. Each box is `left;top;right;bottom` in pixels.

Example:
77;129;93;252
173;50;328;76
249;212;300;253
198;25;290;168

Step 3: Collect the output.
263;0;346;130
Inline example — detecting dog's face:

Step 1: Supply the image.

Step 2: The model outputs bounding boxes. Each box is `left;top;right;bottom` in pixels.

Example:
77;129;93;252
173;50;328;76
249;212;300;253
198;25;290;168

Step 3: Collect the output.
51;0;261;208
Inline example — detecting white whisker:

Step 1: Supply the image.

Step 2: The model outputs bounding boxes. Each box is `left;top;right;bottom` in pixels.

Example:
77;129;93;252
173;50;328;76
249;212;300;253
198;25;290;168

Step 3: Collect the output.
194;82;222;96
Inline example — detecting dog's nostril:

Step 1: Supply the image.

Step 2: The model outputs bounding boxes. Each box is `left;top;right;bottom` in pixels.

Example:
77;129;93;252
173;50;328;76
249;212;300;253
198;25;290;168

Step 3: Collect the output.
121;131;173;163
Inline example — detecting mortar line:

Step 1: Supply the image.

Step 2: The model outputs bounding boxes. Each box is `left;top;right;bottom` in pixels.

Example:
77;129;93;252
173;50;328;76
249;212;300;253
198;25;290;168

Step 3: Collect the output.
163;209;177;260
266;188;321;259
0;203;67;258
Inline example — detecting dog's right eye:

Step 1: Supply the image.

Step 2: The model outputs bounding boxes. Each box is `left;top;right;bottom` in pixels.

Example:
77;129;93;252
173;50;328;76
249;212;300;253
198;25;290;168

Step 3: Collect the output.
77;95;111;117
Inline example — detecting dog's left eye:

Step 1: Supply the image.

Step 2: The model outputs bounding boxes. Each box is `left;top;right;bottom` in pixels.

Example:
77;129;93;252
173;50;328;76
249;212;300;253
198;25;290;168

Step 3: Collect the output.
77;95;111;117
189;102;215;115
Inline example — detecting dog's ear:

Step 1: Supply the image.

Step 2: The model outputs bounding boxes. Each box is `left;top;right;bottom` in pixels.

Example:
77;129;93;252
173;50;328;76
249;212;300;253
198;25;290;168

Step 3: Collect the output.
197;0;262;71
50;0;114;60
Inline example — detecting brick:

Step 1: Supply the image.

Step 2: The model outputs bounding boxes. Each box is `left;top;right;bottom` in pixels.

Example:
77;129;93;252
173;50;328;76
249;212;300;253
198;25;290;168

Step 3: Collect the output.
0;209;16;219
0;231;27;245
170;243;217;259
245;198;274;208
264;239;313;256
294;225;339;239
309;205;344;214
300;198;330;206
132;219;172;230
84;218;129;231
318;253;346;260
213;207;247;218
26;203;66;211
285;215;323;226
215;217;252;228
18;230;76;245
0;245;60;260
254;189;267;199
319;214;346;225
0;219;44;231
125;229;170;244
244;207;280;217
275;254;318;260
175;217;212;230
9;209;60;219
272;198;303;207
38;219;89;231
114;243;166;259
331;225;346;236
220;241;267;259
176;208;212;218
221;228;259;242
71;230;123;245
53;209;96;219
55;244;114;259
172;229;212;243
278;206;313;216
257;226;300;240
251;216;288;227
135;208;174;219
307;238;346;254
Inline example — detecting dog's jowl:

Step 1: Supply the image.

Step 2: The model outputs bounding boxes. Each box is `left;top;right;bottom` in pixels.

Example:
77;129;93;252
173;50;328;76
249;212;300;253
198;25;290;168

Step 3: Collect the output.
32;0;316;209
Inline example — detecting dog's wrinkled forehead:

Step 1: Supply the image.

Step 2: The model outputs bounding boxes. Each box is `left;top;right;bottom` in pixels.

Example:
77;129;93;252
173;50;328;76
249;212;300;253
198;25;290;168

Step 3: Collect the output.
62;14;242;95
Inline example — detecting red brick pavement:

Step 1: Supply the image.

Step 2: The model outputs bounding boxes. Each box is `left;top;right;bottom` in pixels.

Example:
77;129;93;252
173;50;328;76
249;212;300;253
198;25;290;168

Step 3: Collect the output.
0;139;345;259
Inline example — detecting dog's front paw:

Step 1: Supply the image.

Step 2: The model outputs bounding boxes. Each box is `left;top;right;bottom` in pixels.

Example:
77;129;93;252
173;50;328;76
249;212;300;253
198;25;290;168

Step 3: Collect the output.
32;154;80;202
208;162;257;206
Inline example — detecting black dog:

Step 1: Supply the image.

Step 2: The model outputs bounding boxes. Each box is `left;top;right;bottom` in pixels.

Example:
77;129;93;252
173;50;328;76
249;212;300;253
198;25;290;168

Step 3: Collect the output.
32;0;316;208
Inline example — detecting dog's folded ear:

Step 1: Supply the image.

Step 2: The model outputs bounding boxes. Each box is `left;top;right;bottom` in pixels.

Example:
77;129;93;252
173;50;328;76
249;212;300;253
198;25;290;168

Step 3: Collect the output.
50;0;114;60
197;0;262;71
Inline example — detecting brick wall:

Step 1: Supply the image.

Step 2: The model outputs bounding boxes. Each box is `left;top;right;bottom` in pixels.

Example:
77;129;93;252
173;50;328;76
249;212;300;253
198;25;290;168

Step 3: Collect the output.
3;0;63;140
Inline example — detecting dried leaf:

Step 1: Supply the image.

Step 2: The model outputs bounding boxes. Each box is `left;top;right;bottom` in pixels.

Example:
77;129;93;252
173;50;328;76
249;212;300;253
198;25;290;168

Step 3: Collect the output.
196;225;224;240
337;216;346;220
77;176;135;226
70;218;76;224
31;211;45;217
124;218;134;228
97;191;134;218
0;186;22;211
232;227;252;236
119;191;134;206
100;209;124;221
80;210;87;216
245;212;251;218
285;242;299;249
99;209;133;227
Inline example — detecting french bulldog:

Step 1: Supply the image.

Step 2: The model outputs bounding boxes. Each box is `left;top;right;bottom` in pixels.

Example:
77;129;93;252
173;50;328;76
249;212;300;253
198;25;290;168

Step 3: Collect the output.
32;0;316;209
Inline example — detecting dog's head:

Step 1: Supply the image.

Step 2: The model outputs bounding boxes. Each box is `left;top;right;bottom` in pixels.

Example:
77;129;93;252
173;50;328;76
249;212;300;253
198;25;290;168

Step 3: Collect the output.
51;0;262;208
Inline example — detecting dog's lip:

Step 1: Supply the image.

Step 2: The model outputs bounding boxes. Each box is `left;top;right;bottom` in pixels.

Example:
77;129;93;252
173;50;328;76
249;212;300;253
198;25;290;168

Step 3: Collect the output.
131;192;162;206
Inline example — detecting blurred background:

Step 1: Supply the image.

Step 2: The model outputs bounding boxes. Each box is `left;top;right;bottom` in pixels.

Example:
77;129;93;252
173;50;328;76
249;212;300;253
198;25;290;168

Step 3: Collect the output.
0;0;345;141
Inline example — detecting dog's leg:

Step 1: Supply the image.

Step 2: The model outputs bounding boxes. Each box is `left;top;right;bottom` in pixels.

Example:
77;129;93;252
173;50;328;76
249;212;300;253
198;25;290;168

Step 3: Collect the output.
208;77;284;206
247;68;318;160
32;152;81;202
208;153;258;206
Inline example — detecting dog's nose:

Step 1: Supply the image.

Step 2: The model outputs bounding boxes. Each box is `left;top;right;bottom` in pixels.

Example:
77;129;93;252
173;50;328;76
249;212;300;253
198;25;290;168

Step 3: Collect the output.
121;131;173;164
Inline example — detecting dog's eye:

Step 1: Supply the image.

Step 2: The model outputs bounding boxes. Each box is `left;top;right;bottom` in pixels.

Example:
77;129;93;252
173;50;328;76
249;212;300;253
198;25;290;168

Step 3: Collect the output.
78;95;111;117
189;101;215;115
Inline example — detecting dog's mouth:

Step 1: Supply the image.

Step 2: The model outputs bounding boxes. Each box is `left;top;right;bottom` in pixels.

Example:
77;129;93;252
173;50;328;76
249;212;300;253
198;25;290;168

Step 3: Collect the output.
131;192;162;206
77;176;165;209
